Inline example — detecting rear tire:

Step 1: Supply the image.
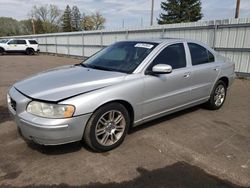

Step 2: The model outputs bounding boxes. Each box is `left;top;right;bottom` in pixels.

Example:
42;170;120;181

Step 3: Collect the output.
83;103;130;152
26;48;34;55
0;48;4;55
205;80;227;110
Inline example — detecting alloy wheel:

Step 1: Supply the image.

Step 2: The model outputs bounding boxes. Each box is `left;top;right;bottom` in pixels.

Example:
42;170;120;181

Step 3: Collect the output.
95;110;126;146
214;84;225;107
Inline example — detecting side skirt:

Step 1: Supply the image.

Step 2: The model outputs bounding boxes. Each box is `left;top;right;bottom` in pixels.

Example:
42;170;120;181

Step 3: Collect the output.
133;97;209;127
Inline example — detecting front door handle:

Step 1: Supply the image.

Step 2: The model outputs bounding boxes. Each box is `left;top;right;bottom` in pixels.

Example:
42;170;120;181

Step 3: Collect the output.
213;67;220;71
183;72;191;78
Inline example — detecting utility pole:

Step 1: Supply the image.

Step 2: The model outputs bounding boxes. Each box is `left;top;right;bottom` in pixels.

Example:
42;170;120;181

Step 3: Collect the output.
235;0;241;18
150;0;154;26
31;19;36;35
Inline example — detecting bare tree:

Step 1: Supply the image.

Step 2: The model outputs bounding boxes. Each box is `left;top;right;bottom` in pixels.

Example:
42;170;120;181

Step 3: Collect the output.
30;4;61;33
81;12;105;30
92;12;105;30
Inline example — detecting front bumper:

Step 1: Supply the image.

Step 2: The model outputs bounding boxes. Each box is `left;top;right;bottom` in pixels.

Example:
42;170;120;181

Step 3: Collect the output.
8;87;92;145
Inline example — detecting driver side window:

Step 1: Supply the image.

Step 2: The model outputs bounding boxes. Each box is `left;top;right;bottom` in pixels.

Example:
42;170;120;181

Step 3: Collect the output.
8;40;18;45
149;43;186;70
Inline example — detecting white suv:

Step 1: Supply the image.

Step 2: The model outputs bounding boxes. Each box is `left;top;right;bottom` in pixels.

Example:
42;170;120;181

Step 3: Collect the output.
0;39;40;55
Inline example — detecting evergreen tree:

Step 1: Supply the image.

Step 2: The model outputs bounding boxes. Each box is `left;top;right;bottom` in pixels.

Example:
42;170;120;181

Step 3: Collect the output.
62;5;72;32
157;0;203;24
71;6;81;31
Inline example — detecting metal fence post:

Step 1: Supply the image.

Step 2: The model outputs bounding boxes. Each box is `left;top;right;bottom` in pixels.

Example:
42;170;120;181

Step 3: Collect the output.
212;23;218;49
67;34;70;56
161;28;165;38
125;30;129;40
100;31;103;48
82;32;85;59
45;36;48;54
55;36;58;55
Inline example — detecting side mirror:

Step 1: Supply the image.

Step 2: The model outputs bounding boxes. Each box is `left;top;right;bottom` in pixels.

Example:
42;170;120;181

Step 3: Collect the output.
151;64;172;74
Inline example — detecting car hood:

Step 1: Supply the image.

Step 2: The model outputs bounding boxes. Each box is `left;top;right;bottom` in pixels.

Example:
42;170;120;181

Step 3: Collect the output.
14;65;126;102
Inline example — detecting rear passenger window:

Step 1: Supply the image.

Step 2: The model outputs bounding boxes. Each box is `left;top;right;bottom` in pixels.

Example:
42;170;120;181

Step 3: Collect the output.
150;43;186;69
29;40;38;44
188;43;215;65
17;40;26;44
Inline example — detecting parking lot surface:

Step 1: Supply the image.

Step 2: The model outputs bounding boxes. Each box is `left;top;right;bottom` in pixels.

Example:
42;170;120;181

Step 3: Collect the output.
0;55;249;188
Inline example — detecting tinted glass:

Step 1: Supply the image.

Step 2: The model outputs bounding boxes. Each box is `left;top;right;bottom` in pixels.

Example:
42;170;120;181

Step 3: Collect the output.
150;43;186;69
0;39;9;43
17;40;26;44
188;43;214;65
8;40;18;44
29;40;38;44
83;41;158;74
208;50;215;62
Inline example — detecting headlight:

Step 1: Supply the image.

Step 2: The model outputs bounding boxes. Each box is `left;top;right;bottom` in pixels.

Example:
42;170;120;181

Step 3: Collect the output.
7;94;11;104
26;101;75;118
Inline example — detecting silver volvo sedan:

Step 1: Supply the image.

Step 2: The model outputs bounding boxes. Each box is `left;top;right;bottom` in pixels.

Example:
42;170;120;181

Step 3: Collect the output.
7;38;235;151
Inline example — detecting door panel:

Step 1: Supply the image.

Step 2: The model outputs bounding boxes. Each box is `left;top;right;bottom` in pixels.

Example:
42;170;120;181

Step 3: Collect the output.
6;40;18;51
142;43;194;119
142;68;192;118
190;63;220;100
16;40;27;51
187;43;220;100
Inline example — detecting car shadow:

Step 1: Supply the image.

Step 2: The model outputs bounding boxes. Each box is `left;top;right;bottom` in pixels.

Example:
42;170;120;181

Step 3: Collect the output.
0;105;12;124
26;141;83;155
1;161;246;188
1;52;39;56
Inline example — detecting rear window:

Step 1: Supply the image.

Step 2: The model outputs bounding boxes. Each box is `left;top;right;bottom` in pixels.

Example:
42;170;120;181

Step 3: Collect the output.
29;40;38;44
188;43;215;65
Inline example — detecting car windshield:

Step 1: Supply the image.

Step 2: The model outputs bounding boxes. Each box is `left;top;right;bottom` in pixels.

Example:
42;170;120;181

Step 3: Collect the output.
82;41;158;74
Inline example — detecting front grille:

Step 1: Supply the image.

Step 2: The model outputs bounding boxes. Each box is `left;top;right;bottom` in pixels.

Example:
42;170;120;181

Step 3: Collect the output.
10;98;16;111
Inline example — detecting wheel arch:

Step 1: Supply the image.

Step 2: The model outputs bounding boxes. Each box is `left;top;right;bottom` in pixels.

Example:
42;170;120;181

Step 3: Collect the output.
218;76;229;88
87;99;135;130
26;47;35;51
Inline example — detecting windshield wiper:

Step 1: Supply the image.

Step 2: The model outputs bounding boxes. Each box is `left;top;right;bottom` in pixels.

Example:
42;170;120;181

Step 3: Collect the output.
75;63;111;71
75;63;89;68
86;64;114;72
77;63;127;73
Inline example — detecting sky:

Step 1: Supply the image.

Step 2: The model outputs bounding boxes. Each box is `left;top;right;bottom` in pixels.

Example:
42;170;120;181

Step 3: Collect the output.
0;0;250;29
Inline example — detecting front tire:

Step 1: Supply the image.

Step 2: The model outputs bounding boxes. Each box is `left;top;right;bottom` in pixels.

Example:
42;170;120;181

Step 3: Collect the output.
205;80;227;110
83;103;130;152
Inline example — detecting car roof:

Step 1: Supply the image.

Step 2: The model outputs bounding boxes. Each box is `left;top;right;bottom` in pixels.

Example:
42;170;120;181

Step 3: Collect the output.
6;38;37;41
125;37;205;45
124;38;214;51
